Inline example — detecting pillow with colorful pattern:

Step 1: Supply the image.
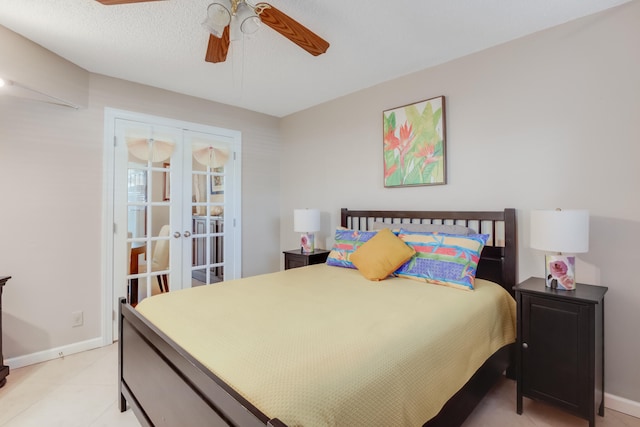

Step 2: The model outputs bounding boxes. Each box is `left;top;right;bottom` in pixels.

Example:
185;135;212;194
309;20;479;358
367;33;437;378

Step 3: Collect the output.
326;228;377;269
395;230;489;291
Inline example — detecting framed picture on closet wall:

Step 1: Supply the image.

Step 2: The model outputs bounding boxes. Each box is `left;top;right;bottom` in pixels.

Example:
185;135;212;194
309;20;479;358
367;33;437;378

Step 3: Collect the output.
210;167;224;195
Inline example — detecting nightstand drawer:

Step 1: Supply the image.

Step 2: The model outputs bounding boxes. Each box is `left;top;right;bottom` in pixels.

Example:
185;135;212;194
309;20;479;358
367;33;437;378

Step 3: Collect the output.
283;249;330;270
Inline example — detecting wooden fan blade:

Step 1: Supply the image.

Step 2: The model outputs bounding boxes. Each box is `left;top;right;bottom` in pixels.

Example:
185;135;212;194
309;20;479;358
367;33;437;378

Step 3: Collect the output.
205;27;230;63
256;3;329;56
96;0;165;4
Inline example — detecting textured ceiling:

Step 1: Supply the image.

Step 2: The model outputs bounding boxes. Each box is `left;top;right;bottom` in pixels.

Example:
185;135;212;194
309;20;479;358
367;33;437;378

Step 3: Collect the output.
0;0;630;117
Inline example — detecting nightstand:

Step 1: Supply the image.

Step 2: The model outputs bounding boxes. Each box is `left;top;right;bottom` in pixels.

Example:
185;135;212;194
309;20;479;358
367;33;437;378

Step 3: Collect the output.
515;277;608;427
283;249;330;270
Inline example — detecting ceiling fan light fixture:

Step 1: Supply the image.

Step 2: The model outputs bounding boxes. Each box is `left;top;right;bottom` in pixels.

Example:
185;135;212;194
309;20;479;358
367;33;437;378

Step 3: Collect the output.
202;1;232;37
235;1;261;34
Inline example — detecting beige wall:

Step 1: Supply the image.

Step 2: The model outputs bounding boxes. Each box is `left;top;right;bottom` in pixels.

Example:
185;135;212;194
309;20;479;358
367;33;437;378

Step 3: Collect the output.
280;1;640;405
1;0;639;413
0;35;281;361
0;26;88;108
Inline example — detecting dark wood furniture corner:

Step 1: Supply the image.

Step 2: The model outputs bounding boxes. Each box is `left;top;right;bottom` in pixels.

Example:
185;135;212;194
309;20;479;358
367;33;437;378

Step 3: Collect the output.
283;249;330;270
515;277;607;427
0;275;11;387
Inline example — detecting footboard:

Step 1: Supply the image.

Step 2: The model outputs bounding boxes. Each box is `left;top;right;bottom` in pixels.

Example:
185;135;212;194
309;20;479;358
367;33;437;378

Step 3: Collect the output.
118;298;286;427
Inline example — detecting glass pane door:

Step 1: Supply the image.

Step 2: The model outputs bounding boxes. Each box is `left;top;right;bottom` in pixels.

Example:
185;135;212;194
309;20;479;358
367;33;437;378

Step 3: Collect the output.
115;119;183;306
113;119;241;311
186;131;235;286
108;110;242;339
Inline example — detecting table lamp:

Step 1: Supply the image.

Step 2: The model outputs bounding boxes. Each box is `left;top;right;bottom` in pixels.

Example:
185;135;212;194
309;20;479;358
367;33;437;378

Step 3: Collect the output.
294;208;320;254
530;208;589;290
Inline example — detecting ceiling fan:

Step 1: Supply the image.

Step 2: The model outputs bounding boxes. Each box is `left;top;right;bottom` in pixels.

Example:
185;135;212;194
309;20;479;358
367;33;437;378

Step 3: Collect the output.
95;0;330;64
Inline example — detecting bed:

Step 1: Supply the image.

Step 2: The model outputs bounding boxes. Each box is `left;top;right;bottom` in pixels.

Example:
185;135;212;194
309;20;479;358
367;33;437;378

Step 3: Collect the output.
119;208;517;427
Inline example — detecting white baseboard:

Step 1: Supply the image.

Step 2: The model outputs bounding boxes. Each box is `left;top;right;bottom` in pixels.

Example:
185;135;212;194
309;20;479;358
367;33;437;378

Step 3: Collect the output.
606;393;640;419
5;337;105;370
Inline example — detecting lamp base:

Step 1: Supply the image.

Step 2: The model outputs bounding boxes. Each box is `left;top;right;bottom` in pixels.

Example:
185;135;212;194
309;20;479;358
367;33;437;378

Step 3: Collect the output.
545;254;576;290
300;233;315;254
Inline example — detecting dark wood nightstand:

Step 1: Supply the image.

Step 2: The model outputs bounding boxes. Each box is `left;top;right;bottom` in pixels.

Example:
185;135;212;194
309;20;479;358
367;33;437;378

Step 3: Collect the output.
283;249;330;270
0;276;11;387
515;277;607;427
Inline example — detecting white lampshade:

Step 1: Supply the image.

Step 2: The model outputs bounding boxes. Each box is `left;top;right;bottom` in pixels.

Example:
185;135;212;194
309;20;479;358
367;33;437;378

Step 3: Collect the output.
126;137;176;163
294;209;320;233
202;1;232;38
235;1;261;34
530;209;589;253
192;142;230;168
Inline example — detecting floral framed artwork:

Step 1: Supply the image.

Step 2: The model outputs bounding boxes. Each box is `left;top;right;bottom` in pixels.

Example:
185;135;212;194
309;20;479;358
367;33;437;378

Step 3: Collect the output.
383;96;446;187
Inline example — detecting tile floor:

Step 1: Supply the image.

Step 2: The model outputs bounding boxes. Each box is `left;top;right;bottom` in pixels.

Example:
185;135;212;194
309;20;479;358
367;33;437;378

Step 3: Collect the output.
1;343;639;426
464;375;640;427
0;345;138;427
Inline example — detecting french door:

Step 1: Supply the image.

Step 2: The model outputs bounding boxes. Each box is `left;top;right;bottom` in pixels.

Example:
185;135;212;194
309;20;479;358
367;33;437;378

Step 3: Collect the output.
105;110;241;339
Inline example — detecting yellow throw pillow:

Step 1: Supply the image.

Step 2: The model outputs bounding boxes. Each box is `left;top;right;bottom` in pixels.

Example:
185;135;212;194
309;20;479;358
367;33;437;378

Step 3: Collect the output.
350;228;416;281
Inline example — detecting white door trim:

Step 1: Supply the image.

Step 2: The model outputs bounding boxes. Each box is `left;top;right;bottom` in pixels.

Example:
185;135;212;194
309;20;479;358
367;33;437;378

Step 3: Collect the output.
101;108;242;343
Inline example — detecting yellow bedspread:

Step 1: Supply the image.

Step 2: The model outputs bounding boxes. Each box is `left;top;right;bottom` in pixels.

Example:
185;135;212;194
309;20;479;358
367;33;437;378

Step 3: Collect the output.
136;264;516;427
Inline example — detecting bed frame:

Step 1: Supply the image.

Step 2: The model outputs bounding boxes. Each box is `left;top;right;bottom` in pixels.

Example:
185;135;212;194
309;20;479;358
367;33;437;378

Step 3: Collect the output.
119;208;517;427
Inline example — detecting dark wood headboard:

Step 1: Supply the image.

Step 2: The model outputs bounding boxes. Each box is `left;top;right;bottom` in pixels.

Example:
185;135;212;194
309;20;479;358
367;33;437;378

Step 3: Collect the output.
340;208;517;297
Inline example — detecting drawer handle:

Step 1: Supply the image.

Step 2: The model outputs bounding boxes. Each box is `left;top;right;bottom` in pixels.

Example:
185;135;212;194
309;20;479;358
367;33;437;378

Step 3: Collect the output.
522;342;529;349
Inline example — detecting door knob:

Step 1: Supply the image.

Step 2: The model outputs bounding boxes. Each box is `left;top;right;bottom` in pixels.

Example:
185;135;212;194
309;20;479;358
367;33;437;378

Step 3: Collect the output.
173;231;181;238
522;342;529;349
184;231;191;237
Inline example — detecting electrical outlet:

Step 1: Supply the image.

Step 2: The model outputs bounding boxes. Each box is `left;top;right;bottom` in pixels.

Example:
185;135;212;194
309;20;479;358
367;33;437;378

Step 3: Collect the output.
72;310;83;327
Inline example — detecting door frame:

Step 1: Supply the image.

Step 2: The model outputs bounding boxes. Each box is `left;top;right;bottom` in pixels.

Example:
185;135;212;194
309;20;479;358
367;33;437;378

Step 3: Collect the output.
101;108;242;343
